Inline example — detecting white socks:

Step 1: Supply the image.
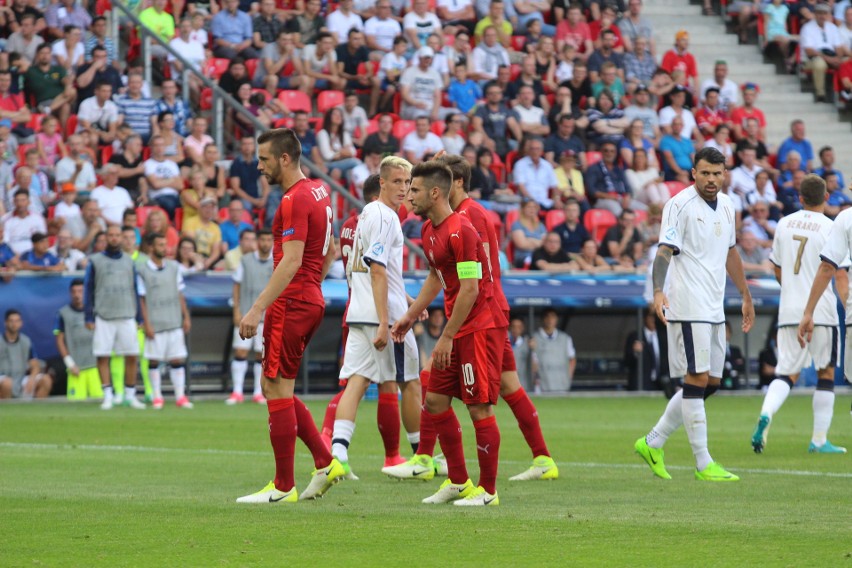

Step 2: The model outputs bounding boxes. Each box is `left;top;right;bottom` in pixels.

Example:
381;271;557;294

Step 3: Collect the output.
812;389;834;447
683;397;712;471
171;366;186;400
253;362;263;396
646;390;684;449
103;385;113;402
231;359;247;396
761;378;791;418
149;366;162;400
331;419;356;463
125;386;137;401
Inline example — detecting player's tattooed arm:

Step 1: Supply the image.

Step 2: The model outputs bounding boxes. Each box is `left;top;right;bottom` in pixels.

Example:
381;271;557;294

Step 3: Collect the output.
652;245;673;294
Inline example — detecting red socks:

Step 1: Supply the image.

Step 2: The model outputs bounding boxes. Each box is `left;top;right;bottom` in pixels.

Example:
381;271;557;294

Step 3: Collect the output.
430;407;468;484
418;370;438;456
473;415;501;495
267;398;297;492
503;388;550;458
294;396;333;469
321;389;345;443
377;392;401;459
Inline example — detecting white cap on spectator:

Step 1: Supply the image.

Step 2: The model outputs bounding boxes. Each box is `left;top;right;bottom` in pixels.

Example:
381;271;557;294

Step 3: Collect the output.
814;3;830;12
418;46;435;58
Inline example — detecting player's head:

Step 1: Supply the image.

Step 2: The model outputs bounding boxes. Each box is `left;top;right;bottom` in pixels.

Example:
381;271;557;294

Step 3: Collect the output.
379;156;412;210
146;232;167;259
363;174;381;203
257;229;273;256
257;128;302;183
541;308;559;330
691;147;726;202
800;174;828;207
4;308;21;333
408;160;453;217
70;278;84;306
436;153;471;197
105;224;123;253
121;225;137;253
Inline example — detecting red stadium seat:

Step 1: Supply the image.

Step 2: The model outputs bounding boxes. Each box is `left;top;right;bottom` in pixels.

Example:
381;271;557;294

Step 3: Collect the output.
490;162;506;184
317;90;345;114
504;208;520;236
245;58;258;80
583;208;617;242
430;120;446;137
633;209;648;225
278;89;312;113
393;120;416;140
509;64;521;82
174;207;184;231
511;36;527;52
251;88;271;103
365;117;380;135
505;150;519;173
273;116;294;129
65;114;78;139
17;143;35;165
100;144;114;166
664;181;688;198
26;113;44;131
585;151;602;167
203;58;230;80
545;209;566;231
200;87;213;111
135;206;169;228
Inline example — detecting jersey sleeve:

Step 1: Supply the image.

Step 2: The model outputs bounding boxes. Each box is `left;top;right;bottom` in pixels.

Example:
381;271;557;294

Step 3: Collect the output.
53;312;65;335
820;214;851;268
768;223;782;267
658;198;682;254
176;268;186;292
451;222;481;268
362;207;393;268
280;191;310;244
136;273;147;297
232;261;244;283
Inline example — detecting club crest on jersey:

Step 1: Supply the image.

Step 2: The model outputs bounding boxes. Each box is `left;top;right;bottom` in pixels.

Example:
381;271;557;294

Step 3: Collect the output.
371;243;384;256
282;228;295;237
714;222;721;237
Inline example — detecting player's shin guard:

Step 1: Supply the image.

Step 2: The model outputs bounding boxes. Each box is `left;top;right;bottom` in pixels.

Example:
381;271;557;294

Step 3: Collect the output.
170;363;186;400
294;396;334;468
503;387;550;458
473;415;501;495
812;379;835;446
417;370;438;456
322;390;345;441
377;392;401;459
762;377;793;418
268;398;297;492
682;384;712;471
430;408;468;484
646;389;684;449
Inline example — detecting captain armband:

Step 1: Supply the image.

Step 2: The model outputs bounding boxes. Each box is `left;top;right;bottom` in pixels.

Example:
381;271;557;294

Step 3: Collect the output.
457;261;482;280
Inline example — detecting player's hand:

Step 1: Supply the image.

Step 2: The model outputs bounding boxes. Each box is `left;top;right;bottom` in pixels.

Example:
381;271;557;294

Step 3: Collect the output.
741;296;754;333
70;365;80;376
798;313;814;347
183;318;192;334
653;290;669;325
416;309;428;322
432;149;447;160
391;313;414;342
144;323;155;340
239;307;262;340
373;324;388;351
85;322;95;331
432;335;453;371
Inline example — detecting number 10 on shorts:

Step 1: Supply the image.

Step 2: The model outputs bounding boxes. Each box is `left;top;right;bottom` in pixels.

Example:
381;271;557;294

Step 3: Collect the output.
463;363;475;385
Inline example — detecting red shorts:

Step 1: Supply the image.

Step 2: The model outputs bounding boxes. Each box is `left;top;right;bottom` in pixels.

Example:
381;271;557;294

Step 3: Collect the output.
429;327;503;405
501;332;516;373
262;298;324;379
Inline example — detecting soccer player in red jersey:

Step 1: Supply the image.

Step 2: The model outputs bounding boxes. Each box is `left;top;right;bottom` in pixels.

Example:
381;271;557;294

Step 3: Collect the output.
236;129;345;503
392;161;507;506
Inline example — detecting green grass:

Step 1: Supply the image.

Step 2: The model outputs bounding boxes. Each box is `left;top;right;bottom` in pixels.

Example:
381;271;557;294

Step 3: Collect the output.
1;394;850;567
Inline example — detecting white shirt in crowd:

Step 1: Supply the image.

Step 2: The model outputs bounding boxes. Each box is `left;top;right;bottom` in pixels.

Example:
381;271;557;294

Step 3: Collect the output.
364;16;403;51
1;211;47;255
91;184;134;225
77;96;120;133
143;158;181;198
402;130;444;160
326;9;365;43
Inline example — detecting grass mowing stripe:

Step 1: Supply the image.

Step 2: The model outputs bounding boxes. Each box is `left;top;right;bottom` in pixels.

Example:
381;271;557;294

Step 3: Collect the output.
4;441;849;478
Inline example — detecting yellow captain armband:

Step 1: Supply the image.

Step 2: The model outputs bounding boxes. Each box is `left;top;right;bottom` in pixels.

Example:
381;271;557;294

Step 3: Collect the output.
457;261;482;280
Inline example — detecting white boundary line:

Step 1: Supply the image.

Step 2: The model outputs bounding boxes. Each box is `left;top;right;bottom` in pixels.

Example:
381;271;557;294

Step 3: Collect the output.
2;442;849;479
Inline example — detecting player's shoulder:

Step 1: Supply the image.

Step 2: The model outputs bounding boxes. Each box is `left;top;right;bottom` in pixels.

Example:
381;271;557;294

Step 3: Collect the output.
664;185;698;211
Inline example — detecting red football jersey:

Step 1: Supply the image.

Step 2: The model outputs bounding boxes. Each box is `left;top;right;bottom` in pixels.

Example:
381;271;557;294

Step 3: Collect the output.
421;212;505;337
339;214;358;273
272;178;333;307
455;197;509;313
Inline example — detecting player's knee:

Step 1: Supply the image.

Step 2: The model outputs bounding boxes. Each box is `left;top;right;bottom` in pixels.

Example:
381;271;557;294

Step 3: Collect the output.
233;350;248;360
499;372;521;397
378;381;398;394
169;361;185;369
467;403;493;421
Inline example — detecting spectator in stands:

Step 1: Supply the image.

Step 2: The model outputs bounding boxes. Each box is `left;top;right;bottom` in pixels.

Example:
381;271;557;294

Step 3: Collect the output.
196;144;225;203
25;44;76;127
592;61;626;107
84;16;116;67
742;201;776;250
800;3;847;102
91;164;133;226
220;200;254;254
22;149;49;204
506;55;547;108
115;72;156;145
50;228;86;270
20;232;63;272
402;116;444;164
622;84;659;143
154;80;192;138
626;147;667;209
181;197;222;269
545;113;584;167
553;198;589;254
555;3;593;61
290;111;322;171
733;118;768;171
778;150;804;190
472;83;522;159
44;0;90;41
143;136;182;218
181;169;214;226
0;309;51;399
138;0;175;59
514;0;555;37
303;32;348;92
553;150;587;207
176;236;204;274
436;0;476;34
327;0;363;44
514;84;550;138
533;308;576;392
440;113;466;156
168;19;206;96
399;46;447;120
339;92;369;148
623;36;656;92
142;208;179;258
730;83;766;141
699;60;738;112
1;189;45;255
317;107;361;180
661;30;697;90
109;134;146;204
659;116;694;184
531;231;574;272
747;169;782;216
33;115;65;172
255;31;306;96
55;135;97;195
184;117;215;166
336;33;378;115
586;140;634;215
588;29;624;85
567;238;610;273
448;65;481;116
76;46;122;103
618;0;655;55
0;221;18;272
778;169;805;216
10;166;47;216
762;0;796;72
514;137;558;209
218;58;252;101
621;118;658;169
468;147;506;205
589;4;623;50
212;0;259;59
7;0;45;34
694;87;731;142
472;27;512;85
365;0;402;55
287;0;324;49
52;25;84;72
777;119;814;171
474;0;513;46
658;84;697;141
737;230;772;273
413;34;453;89
65;199;105;252
230;136;269;214
6;14;43;64
77;81;119;153
532;36;558;93
814;146;845;187
586;90;628;148
404;0;443;50
604;208;643;268
224;227;257;271
253;0;285;51
510;198;545;267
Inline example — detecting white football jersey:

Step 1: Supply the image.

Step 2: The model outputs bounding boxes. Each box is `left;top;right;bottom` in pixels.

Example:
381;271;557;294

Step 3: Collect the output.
817;208;852;324
658;185;736;323
345;200;408;326
770;210;837;327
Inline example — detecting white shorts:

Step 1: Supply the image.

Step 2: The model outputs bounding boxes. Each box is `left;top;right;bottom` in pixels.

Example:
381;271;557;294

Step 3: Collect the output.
844;326;852;381
667;321;725;378
93;316;139;357
232;323;264;352
776;325;837;376
339;324;419;383
144;328;189;362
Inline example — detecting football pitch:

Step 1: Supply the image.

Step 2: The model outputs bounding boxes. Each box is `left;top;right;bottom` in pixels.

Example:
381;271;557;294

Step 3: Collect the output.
1;394;849;567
